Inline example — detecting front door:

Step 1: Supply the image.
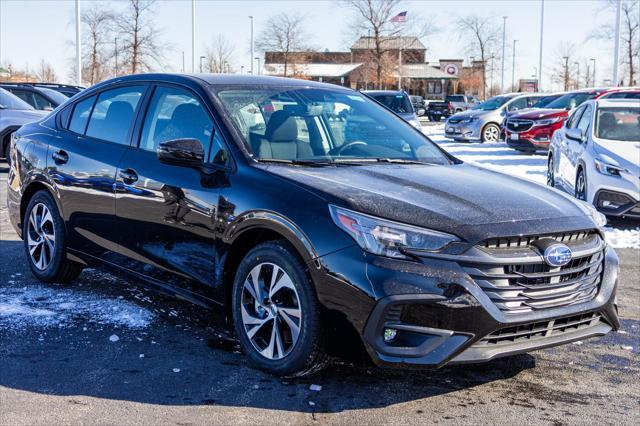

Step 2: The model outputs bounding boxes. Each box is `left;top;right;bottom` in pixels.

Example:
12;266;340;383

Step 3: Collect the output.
47;85;147;258
114;85;230;299
566;104;593;190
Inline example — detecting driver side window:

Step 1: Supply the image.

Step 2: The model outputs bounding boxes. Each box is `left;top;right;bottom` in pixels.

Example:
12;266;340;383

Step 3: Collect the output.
566;106;585;129
576;105;593;135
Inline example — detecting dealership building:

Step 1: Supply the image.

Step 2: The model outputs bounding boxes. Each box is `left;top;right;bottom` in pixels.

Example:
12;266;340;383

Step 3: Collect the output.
263;36;486;99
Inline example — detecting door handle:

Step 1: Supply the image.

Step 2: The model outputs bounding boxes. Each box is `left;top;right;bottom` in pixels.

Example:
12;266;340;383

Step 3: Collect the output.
52;150;68;164
119;168;138;184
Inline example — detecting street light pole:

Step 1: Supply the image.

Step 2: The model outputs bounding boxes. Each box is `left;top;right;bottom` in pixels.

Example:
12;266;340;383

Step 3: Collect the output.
249;16;254;75
511;39;518;92
538;0;545;91
612;0;622;86
500;16;507;94
114;37;118;77
75;0;81;85
191;0;196;73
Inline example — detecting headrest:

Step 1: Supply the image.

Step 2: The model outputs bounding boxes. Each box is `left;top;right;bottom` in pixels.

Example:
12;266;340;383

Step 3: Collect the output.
265;110;298;142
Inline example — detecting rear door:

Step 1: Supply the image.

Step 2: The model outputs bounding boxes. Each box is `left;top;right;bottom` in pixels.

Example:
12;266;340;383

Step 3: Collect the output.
114;84;230;298
47;84;147;258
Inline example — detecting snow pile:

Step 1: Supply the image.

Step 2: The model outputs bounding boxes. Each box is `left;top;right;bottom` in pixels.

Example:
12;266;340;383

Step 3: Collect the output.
0;284;154;331
604;227;640;249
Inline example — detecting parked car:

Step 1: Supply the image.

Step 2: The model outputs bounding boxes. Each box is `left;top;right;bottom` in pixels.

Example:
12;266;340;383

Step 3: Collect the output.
445;94;478;113
547;98;639;218
8;74;618;376
0;83;70;110
445;93;545;142
363;90;422;129
597;88;640;99
426;99;454;121
409;95;425;111
505;88;608;153
0;88;47;165
500;92;566;140
4;82;85;98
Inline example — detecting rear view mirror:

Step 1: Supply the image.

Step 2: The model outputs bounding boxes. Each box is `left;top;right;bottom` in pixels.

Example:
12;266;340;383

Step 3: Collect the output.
157;138;204;168
566;128;586;143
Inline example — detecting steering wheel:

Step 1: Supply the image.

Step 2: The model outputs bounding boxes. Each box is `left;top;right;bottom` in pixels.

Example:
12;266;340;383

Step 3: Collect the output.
330;141;368;156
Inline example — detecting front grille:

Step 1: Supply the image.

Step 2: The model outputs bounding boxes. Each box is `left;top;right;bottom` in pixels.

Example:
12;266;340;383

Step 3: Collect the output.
475;312;602;346
465;231;604;314
483;229;596;249
507;119;534;132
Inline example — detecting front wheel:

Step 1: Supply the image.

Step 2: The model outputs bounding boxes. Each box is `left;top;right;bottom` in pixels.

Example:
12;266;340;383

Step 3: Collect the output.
232;240;327;377
575;168;587;201
23;190;83;283
547;156;555;187
482;123;500;143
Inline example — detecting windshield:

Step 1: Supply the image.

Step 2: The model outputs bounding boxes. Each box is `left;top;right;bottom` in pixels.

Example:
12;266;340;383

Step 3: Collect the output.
531;95;561;108
596;107;640;142
472;96;512;111
215;87;450;165
546;92;594;110
367;93;414;114
0;88;34;110
38;87;70;104
446;95;465;102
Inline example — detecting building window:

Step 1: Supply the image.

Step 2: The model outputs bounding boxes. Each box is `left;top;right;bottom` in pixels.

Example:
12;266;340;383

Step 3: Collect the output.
427;81;442;94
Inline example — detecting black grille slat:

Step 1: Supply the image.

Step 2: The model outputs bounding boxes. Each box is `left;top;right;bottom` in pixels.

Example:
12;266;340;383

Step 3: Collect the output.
483;230;596;249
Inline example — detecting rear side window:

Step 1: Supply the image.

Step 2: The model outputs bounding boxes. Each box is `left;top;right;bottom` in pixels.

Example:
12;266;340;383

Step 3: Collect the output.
85;86;145;145
68;95;96;134
32;93;55;110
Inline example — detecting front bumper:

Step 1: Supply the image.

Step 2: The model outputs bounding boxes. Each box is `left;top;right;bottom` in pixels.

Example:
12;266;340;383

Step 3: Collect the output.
444;120;483;141
593;188;640;218
317;236;619;369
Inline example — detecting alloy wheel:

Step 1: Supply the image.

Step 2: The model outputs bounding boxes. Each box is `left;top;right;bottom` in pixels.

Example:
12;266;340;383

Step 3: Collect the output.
547;158;555;187
240;262;302;360
26;203;56;271
576;171;587;201
483;125;499;142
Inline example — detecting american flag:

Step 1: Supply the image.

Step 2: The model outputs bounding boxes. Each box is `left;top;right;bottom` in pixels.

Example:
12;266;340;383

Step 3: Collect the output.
391;11;407;23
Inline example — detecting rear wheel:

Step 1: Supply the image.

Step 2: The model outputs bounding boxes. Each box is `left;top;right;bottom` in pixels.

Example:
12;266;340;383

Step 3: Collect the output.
575;168;587;201
482;123;500;143
232;240;327;377
23;190;83;283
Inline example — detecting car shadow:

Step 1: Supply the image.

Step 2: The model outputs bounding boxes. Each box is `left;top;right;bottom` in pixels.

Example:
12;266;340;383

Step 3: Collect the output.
0;238;535;413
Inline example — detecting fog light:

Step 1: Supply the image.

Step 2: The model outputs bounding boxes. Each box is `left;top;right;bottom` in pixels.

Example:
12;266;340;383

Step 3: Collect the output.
383;328;397;342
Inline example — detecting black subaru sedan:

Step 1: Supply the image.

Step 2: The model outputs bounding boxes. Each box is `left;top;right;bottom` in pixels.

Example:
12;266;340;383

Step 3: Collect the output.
6;74;619;376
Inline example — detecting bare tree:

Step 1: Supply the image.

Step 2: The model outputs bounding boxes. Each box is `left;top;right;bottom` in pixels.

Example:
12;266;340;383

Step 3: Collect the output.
456;14;499;99
203;34;234;73
82;5;116;84
592;0;639;85
116;0;164;74
256;13;309;77
35;59;57;82
551;42;577;91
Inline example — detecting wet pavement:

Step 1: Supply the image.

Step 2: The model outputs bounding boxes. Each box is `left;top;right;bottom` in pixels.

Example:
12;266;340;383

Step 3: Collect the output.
1;165;639;425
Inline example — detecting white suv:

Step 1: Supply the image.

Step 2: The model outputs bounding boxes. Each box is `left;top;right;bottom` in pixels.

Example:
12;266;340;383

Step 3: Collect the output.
547;99;640;218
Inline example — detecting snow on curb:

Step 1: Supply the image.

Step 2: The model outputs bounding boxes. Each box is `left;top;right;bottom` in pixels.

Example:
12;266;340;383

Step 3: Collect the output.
0;284;154;331
604;227;640;249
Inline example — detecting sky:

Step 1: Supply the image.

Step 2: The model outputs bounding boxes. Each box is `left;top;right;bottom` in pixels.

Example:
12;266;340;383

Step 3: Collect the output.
0;0;619;90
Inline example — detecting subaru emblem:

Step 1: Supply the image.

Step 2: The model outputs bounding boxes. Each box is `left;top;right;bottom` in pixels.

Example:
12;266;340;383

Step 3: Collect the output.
543;243;572;267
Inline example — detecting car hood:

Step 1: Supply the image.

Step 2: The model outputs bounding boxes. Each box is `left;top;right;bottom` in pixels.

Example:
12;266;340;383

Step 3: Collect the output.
263;162;596;242
511;108;568;120
398;112;418;121
450;109;492;120
0;109;48;126
593;138;640;174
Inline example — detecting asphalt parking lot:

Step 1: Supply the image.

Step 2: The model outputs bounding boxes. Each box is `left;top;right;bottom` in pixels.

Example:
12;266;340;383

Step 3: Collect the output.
1;160;639;425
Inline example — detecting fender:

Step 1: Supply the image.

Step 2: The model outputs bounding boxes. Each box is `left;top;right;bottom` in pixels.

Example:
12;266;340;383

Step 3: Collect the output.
16;172;65;237
1;125;20;151
223;209;319;262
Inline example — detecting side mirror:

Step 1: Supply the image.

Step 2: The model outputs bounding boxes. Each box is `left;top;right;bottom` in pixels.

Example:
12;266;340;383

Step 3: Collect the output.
566;128;586;143
417;108;426;117
157;138;204;168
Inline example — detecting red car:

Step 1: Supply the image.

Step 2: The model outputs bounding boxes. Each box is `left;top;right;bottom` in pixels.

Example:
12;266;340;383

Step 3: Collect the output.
505;88;609;152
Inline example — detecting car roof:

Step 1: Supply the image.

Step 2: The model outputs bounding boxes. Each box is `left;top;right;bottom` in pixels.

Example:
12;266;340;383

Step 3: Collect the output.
595;99;640;108
362;90;406;95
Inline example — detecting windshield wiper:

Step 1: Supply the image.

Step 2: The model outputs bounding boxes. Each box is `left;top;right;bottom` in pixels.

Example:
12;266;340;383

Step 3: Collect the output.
256;158;337;167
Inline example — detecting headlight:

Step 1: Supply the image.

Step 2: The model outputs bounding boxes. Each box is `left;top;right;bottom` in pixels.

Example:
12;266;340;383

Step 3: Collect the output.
460;116;477;123
594;158;627;177
583;202;607;229
533;117;562;126
329;205;459;259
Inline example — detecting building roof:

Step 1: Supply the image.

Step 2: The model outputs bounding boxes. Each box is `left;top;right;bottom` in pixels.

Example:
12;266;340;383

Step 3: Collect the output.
351;36;425;50
263;63;363;78
399;64;457;79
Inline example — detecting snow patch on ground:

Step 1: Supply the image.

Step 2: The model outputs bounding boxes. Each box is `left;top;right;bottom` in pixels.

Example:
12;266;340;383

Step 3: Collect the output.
423;123;640;248
0;284;154;331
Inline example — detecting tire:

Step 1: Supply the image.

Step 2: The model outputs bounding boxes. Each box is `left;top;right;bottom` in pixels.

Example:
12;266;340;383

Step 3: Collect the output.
3;139;10;167
575;168;587;201
481;123;500;143
547;156;555;187
232;240;327;377
23;190;83;283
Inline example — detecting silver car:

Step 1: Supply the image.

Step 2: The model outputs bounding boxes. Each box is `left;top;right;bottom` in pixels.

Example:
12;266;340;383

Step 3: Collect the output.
1;88;48;165
547;99;640;219
445;93;545;142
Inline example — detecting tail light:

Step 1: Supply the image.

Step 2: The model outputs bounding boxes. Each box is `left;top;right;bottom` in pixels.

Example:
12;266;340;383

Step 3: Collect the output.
448;102;453;112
